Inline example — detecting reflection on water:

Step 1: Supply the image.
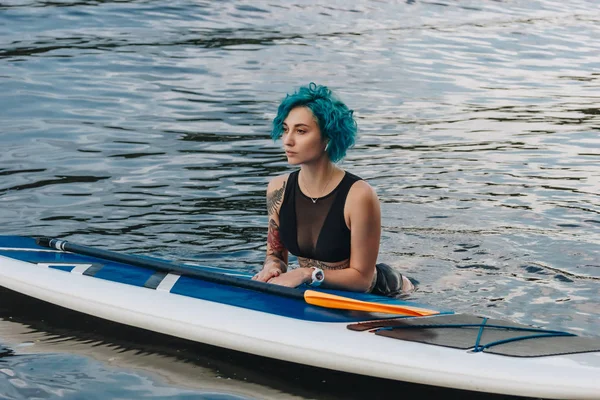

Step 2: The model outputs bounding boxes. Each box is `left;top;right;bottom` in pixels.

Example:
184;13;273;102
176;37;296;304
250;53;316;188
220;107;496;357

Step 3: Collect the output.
1;353;257;400
1;0;599;398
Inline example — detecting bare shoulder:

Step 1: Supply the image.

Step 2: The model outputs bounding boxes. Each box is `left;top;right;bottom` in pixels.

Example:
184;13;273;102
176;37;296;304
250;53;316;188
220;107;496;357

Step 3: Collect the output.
266;173;289;217
345;179;380;222
267;173;289;193
347;179;379;206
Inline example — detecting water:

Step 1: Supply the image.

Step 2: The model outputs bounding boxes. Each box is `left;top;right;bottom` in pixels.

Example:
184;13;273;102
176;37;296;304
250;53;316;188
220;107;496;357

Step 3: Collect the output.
1;0;599;398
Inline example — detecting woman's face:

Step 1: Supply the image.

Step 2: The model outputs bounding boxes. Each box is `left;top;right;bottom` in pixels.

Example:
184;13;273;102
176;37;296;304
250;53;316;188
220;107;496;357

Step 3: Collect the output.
282;106;327;165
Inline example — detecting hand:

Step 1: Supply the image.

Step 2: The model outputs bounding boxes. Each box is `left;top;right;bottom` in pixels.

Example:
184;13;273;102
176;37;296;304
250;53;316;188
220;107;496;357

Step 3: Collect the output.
267;268;311;288
253;257;288;282
252;264;283;282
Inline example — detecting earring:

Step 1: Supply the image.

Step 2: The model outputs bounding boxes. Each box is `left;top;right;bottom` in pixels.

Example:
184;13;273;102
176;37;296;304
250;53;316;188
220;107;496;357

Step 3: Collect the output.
325;142;330;152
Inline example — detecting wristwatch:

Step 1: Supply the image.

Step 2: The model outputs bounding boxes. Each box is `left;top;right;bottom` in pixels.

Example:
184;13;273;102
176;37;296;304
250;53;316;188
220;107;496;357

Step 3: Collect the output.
309;267;324;287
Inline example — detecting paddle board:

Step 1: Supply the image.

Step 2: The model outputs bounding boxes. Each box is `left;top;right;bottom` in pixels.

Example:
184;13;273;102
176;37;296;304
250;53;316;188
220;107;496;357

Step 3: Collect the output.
0;236;599;399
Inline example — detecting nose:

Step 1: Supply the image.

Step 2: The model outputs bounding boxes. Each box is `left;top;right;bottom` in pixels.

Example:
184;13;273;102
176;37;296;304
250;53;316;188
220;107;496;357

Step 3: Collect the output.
282;132;293;147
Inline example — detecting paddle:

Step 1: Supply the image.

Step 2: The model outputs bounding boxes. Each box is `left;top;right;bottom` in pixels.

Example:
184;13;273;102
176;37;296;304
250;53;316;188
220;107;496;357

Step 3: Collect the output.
36;237;438;317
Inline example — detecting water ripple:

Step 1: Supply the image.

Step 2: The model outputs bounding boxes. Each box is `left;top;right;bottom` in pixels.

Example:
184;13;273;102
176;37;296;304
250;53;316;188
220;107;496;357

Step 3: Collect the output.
1;0;599;397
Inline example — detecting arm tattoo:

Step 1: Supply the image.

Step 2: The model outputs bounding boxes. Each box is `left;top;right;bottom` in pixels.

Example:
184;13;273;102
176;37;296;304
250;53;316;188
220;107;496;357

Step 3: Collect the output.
298;257;350;270
267;181;286;217
267;218;285;260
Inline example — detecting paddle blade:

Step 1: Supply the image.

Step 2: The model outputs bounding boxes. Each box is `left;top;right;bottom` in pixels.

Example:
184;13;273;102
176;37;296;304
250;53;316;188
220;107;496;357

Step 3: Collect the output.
304;290;439;317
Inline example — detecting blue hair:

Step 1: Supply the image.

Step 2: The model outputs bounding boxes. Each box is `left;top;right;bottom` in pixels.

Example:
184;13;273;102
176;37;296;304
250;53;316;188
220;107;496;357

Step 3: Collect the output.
271;83;357;163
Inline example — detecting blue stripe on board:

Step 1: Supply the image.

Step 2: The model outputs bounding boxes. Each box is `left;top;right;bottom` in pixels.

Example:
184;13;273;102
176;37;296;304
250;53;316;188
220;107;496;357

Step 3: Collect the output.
49;265;76;273
162;263;445;311
91;263;153;287
170;275;384;323
0;236;451;321
1;249;156;288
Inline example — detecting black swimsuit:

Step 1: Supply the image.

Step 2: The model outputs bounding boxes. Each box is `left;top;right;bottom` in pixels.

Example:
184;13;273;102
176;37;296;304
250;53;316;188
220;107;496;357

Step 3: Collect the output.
277;169;407;297
278;170;362;262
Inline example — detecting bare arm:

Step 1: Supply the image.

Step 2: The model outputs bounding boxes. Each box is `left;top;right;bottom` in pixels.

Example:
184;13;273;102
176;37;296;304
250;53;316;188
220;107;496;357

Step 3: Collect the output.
253;176;289;281
304;181;381;291
345;180;381;290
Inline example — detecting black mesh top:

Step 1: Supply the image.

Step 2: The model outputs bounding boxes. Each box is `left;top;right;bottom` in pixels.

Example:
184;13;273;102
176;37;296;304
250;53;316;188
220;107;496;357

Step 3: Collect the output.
278;170;362;263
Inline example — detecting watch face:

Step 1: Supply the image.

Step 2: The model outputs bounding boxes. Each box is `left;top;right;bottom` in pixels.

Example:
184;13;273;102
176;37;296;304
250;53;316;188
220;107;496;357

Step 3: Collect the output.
310;268;324;286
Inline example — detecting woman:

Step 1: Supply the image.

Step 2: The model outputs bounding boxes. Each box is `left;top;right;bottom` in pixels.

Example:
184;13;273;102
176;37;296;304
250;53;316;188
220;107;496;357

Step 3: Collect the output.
252;83;413;296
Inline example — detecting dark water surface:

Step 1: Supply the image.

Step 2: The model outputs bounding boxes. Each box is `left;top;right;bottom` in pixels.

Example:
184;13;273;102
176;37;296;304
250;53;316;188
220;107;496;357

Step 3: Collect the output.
1;0;599;398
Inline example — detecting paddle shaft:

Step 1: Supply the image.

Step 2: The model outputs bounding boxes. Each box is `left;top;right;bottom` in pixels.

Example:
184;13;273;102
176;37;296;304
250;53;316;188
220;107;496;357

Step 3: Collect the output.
36;237;438;317
36;237;305;301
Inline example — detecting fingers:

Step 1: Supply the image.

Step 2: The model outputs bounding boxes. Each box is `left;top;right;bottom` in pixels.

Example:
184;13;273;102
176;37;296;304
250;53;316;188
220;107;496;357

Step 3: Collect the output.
252;268;281;282
266;273;297;288
251;273;265;281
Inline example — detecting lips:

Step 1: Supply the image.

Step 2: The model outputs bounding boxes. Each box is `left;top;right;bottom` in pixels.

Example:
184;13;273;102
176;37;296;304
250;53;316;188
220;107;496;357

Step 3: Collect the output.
285;151;296;156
